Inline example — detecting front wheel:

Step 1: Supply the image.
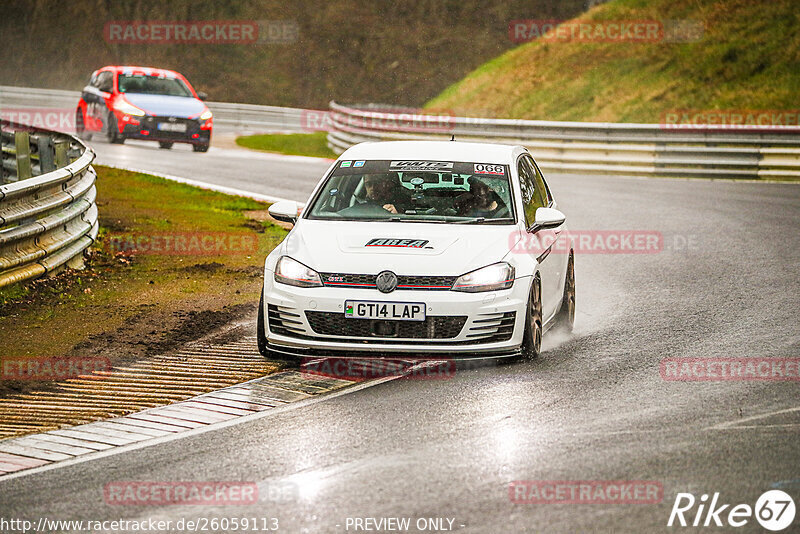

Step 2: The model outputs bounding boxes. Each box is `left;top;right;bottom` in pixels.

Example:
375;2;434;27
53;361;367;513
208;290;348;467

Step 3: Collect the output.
521;276;543;359
257;292;270;357
75;110;92;141
554;252;575;334
106;113;125;144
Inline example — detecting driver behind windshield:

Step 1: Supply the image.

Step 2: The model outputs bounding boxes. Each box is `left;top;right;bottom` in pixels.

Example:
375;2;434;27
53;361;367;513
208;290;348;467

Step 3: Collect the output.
363;173;411;214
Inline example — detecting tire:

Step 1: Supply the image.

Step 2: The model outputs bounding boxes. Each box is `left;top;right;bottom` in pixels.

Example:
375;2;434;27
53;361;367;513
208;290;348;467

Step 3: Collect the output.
192;143;209;153
106;113;125;144
158;141;174;149
554;252;575;334
257;291;270;357
75;110;92;141
521;275;543;359
257;290;301;363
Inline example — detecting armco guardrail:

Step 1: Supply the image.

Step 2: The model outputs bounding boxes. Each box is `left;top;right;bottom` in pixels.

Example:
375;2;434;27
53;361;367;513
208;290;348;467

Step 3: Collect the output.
209;101;308;133
326;102;800;180
0;85;311;134
0;121;98;287
5;86;799;180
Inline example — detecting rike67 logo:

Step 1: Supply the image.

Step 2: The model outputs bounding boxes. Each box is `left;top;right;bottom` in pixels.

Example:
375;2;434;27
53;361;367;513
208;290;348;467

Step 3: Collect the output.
668;490;796;531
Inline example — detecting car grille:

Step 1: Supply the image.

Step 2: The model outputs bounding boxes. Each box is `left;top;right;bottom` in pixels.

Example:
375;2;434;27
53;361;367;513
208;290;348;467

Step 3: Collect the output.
465;312;516;342
267;304;308;337
305;311;466;339
319;273;456;290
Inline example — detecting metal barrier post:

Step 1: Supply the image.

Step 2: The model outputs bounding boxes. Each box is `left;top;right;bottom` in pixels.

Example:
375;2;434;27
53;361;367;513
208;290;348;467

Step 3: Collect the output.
0;122;5;185
14;131;32;181
54;139;68;168
37;134;56;173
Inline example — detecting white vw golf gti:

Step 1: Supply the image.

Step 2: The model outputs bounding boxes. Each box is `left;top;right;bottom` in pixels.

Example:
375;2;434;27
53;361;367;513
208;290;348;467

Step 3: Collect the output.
259;141;575;361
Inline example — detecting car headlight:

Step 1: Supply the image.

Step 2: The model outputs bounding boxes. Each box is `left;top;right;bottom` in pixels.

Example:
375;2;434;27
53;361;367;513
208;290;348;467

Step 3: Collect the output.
451;262;515;293
274;256;322;288
113;99;146;117
199;109;213;120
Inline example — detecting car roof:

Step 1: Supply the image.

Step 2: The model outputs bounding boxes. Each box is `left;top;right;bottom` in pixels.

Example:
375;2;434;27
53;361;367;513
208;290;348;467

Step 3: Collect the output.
99;65;183;78
339;141;525;165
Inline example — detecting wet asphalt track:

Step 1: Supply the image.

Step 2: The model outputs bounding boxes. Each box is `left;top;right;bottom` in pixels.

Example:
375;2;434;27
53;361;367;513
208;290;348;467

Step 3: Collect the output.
2;137;799;533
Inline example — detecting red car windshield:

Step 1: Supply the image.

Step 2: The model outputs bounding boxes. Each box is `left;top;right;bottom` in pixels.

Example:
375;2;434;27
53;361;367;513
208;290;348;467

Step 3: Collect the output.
118;74;193;97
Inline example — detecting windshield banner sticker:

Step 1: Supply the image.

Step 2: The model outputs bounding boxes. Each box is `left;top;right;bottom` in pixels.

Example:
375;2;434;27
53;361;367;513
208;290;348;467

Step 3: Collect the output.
389;161;454;171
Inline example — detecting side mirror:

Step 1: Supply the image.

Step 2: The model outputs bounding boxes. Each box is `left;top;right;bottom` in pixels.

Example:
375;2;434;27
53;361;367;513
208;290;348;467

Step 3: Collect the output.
197;91;208;101
269;200;300;225
529;207;565;232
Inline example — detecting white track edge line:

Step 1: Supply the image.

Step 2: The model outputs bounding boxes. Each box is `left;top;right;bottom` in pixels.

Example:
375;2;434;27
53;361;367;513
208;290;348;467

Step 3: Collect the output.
705;405;800;430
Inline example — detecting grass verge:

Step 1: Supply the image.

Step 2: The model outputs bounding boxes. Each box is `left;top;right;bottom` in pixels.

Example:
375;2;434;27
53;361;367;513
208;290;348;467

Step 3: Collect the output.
236;132;337;159
0;165;288;396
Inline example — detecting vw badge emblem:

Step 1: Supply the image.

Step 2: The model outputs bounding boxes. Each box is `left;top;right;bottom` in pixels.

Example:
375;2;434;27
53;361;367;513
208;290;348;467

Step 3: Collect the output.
376;271;398;293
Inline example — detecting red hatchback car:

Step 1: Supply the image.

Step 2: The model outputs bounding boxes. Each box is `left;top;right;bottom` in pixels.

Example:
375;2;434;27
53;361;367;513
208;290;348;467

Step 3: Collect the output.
76;66;212;152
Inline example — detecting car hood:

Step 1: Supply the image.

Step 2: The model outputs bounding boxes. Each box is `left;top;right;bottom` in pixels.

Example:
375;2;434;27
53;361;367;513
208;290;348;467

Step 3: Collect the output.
281;220;523;276
122;93;205;117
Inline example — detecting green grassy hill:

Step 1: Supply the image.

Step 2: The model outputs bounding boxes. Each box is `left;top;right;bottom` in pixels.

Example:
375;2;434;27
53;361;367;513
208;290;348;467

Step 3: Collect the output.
426;0;800;123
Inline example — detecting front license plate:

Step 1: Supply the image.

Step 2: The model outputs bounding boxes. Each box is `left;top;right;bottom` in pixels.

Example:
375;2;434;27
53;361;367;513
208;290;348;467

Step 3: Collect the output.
345;300;426;321
157;122;186;132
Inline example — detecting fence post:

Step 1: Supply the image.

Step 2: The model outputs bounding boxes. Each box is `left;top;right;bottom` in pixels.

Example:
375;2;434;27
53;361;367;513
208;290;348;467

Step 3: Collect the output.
15;131;32;181
0;122;5;185
54;139;69;168
37;134;56;173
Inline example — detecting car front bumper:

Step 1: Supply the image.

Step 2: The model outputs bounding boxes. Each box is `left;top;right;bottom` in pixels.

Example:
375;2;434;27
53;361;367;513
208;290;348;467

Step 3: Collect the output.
261;272;532;358
121;116;211;144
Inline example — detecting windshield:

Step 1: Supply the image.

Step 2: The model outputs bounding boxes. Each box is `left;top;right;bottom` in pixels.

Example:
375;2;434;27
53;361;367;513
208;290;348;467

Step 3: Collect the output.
118;74;193;97
306;160;515;224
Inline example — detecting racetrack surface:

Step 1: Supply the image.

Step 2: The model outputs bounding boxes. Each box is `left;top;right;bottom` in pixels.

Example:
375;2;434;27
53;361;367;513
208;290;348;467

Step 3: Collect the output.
93;137;332;204
2;136;799;532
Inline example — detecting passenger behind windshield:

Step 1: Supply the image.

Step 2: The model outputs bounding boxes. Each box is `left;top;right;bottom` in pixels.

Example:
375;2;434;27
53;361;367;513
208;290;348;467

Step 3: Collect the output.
456;176;510;219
